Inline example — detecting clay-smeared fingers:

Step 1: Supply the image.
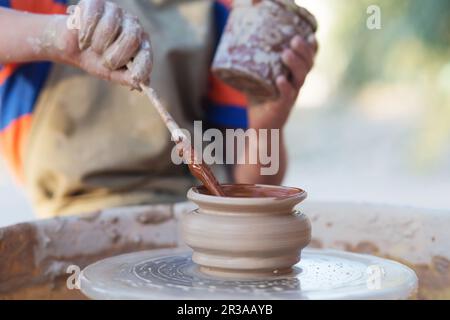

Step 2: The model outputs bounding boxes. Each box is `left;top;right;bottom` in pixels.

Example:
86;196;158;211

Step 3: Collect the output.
290;35;315;72
78;0;105;50
276;75;297;108
107;69;137;88
129;36;153;86
281;49;308;89
103;14;143;70
91;2;123;54
85;60;136;87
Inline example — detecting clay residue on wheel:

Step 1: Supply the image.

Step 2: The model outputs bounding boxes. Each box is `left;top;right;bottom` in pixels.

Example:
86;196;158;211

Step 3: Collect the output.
406;255;450;300
320;239;450;300
0;205;178;299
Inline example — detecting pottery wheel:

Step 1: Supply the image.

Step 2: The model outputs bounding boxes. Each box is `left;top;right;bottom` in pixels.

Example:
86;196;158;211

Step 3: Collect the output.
80;248;417;300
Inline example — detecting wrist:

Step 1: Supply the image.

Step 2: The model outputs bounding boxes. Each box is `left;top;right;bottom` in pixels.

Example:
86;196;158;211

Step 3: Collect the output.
40;15;78;64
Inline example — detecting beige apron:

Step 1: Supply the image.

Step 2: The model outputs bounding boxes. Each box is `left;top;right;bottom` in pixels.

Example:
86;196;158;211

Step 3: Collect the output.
24;0;219;218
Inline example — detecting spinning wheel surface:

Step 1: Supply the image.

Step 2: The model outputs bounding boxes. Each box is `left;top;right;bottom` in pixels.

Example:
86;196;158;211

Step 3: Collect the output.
80;248;417;300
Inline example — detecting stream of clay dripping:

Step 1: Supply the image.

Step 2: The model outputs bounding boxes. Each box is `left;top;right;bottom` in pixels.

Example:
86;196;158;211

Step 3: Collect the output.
140;85;225;197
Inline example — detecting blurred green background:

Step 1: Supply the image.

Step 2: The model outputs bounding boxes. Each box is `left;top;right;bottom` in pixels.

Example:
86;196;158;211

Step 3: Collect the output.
332;0;450;167
284;0;450;206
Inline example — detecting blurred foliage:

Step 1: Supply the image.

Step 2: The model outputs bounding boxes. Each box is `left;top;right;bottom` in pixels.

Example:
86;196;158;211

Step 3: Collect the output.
334;0;450;88
329;0;450;168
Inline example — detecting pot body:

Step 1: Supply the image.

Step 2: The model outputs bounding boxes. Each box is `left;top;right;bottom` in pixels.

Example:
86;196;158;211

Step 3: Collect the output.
212;0;317;101
182;184;311;278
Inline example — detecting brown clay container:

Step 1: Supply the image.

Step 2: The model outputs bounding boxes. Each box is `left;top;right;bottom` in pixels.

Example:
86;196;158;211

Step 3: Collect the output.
212;0;318;101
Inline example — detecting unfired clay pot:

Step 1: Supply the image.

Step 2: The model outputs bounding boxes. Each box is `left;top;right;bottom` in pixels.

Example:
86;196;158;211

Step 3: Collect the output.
212;0;318;101
182;184;311;278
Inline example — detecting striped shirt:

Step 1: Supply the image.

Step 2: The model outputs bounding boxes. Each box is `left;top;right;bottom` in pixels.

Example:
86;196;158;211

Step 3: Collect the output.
0;0;248;180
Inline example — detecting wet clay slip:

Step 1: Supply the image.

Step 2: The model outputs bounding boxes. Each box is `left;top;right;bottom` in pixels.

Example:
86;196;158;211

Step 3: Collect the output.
140;86;225;196
180;146;225;197
182;184;311;278
212;0;317;101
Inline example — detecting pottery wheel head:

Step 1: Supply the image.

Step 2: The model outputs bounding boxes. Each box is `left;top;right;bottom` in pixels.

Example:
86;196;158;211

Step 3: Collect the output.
80;249;418;300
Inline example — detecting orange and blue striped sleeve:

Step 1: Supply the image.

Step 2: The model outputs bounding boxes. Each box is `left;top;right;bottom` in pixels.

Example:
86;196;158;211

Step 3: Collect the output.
207;0;249;129
0;0;68;182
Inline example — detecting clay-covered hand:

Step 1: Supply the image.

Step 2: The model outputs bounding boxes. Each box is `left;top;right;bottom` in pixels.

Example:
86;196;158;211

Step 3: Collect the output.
248;35;317;129
53;0;152;88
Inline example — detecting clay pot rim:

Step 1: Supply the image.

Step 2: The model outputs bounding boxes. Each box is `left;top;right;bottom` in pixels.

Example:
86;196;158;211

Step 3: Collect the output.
188;184;307;205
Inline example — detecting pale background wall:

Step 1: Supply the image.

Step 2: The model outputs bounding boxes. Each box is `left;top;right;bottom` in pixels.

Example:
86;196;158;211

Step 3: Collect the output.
0;164;34;227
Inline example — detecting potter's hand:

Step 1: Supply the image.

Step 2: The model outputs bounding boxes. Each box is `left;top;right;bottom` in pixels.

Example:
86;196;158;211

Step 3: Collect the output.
248;35;317;129
54;0;152;88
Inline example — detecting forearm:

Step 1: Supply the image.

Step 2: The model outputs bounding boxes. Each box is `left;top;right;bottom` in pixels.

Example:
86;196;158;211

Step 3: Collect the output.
230;33;316;185
0;1;152;88
0;8;68;63
232;131;288;186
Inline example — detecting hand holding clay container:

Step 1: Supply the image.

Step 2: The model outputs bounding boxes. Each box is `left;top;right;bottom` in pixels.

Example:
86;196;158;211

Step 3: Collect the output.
182;184;311;278
212;0;318;101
